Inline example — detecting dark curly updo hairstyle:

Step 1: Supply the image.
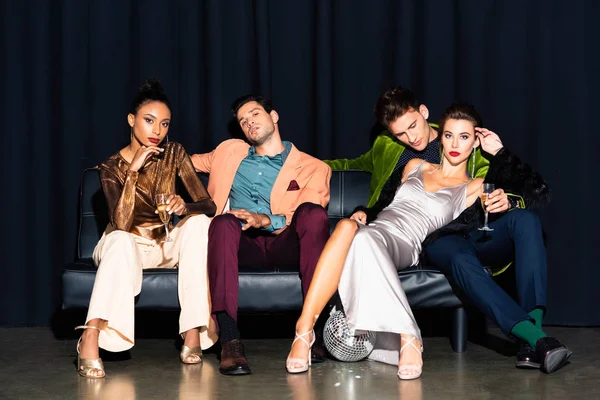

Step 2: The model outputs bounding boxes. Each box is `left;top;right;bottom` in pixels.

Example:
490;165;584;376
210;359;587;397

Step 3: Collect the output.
131;78;171;114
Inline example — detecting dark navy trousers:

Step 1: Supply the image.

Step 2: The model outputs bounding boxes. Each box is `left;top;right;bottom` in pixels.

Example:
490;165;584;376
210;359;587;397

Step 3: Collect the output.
423;209;547;335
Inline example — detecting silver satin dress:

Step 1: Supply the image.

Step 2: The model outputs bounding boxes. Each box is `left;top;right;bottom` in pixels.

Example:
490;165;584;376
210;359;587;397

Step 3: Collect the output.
338;161;468;365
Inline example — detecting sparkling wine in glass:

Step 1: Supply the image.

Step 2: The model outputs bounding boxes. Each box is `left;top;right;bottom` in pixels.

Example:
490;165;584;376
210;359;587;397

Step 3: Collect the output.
478;183;494;232
155;194;173;242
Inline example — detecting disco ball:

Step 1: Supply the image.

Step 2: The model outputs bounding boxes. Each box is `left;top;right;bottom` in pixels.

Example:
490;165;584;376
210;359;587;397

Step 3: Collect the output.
323;309;376;362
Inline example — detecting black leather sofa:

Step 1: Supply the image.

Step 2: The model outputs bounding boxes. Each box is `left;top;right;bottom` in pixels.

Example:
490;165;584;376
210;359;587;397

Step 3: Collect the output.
62;168;468;352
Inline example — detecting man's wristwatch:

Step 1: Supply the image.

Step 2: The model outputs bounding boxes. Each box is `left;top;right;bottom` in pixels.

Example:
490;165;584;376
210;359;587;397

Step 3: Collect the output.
507;196;521;210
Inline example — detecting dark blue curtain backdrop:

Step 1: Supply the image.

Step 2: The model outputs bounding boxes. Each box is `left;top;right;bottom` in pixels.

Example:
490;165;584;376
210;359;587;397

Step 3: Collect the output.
1;0;598;326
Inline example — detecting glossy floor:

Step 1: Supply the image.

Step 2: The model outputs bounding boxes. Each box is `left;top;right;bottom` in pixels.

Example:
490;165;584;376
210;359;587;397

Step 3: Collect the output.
0;326;598;399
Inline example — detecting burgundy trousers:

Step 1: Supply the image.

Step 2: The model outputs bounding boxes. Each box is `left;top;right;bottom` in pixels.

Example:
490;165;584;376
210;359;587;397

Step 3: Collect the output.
207;202;330;321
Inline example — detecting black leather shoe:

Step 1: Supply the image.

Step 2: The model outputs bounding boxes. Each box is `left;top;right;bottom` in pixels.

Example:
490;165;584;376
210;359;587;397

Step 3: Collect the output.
535;337;572;374
515;343;540;369
219;340;252;376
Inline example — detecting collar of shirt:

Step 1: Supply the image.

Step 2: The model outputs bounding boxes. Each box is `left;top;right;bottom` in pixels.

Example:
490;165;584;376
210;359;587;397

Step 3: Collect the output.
248;141;292;164
425;137;439;150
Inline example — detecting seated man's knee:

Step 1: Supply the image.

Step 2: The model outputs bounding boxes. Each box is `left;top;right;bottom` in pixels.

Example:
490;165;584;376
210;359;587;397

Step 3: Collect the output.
295;202;328;221
294;202;329;231
506;209;541;233
209;213;241;234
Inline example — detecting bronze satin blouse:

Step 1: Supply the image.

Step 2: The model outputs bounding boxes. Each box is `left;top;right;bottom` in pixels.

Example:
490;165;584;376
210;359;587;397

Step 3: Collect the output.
99;141;216;240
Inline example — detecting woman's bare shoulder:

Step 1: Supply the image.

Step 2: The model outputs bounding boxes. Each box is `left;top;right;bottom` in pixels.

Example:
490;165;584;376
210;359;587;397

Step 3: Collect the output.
420;161;440;173
402;158;425;181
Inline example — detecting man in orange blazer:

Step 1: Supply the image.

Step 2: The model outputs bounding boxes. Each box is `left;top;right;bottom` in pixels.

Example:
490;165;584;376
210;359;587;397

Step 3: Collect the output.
191;95;331;376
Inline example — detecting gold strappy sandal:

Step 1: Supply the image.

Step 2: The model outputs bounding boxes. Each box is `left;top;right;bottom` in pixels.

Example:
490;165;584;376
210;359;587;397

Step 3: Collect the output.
74;325;105;379
180;345;203;364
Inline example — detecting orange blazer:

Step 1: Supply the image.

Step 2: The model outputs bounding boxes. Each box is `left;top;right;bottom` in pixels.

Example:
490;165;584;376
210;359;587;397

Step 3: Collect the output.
191;139;331;234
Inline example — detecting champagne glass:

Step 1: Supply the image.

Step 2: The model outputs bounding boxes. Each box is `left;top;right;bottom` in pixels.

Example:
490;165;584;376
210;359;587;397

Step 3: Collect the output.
478;183;494;232
155;194;173;242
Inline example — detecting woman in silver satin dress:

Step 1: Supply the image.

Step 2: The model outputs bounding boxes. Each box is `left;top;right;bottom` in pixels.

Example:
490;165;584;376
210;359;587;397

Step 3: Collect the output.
286;104;504;379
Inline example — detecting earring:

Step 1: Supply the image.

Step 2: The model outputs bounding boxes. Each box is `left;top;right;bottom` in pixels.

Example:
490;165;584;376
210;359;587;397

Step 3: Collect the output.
165;135;169;143
470;147;476;178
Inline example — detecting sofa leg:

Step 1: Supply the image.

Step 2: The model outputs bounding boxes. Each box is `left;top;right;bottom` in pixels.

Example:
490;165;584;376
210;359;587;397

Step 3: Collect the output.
450;306;467;352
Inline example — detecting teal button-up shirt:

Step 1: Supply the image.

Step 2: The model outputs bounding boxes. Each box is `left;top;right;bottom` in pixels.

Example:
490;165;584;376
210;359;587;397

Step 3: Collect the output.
229;141;292;232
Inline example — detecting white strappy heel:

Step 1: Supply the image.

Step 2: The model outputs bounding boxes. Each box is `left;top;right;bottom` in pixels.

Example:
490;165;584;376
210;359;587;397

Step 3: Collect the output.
286;330;315;374
397;335;423;380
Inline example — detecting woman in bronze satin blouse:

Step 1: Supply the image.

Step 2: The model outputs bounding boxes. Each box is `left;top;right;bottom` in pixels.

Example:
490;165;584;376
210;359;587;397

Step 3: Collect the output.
74;79;218;379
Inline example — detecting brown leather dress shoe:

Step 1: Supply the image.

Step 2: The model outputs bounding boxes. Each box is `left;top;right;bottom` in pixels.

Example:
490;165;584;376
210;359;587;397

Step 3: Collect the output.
219;340;252;376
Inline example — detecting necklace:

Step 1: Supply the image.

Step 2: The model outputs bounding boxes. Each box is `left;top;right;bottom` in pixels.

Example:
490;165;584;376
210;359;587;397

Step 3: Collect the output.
426;164;441;175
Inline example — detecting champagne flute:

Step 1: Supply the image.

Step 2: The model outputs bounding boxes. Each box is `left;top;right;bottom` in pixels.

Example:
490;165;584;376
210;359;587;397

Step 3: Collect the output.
478;183;495;231
155;194;173;242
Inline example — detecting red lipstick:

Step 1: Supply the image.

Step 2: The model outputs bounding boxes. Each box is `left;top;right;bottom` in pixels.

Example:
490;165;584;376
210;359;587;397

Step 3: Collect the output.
148;138;160;144
449;151;461;157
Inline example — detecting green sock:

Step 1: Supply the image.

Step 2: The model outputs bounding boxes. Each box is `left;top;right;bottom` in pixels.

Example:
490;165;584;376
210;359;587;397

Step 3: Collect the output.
528;308;544;330
510;320;547;348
